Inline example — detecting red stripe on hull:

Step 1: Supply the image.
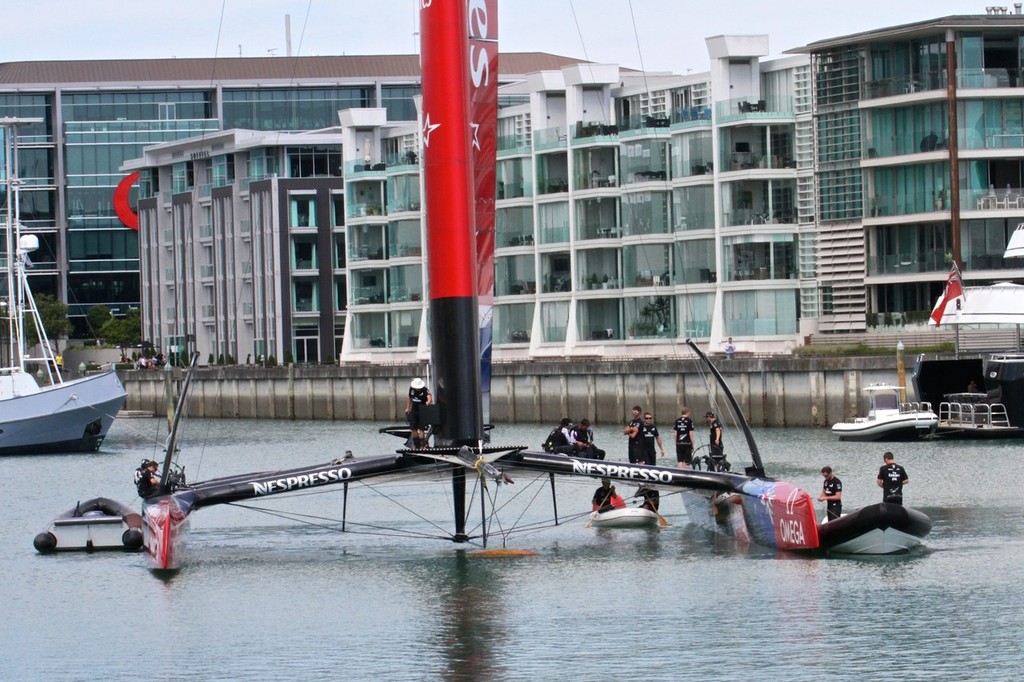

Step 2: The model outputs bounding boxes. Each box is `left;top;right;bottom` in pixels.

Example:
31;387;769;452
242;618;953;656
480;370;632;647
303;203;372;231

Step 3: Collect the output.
143;498;190;571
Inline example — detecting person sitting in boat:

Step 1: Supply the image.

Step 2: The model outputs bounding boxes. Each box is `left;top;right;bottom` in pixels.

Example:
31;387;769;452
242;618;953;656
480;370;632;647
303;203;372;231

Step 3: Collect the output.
405;378;432;449
134;460;160;498
818;466;843;521
592;479;626;513
570;418;605;459
636;485;660;512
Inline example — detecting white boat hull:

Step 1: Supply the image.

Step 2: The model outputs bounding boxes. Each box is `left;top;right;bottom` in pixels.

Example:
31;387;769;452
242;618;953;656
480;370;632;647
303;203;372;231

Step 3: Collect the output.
589;507;660;528
822;523;924;555
831;413;937;442
0;371;126;455
34;498;143;552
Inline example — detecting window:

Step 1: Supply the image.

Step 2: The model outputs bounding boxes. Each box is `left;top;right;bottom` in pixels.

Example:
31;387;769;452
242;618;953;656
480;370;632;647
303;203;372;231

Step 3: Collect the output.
290;195;316;228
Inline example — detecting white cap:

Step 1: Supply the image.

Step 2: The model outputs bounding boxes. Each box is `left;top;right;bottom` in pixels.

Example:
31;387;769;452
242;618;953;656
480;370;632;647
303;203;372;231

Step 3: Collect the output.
411;378;425;389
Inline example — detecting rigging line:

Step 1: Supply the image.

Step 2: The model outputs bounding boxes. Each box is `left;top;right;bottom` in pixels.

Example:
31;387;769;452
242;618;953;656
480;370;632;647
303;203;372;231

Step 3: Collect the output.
626;0;651;109
564;0;609;127
220;501;449;540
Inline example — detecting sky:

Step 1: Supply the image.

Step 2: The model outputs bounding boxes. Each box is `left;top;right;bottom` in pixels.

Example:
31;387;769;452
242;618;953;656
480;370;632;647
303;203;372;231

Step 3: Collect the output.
1;1;996;72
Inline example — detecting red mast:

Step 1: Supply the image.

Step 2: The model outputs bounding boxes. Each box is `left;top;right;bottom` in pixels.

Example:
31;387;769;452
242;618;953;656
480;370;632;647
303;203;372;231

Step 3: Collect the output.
420;0;497;540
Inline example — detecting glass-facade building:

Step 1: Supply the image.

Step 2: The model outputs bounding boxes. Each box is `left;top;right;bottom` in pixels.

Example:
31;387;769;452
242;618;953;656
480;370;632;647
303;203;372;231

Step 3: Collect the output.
800;13;1024;331
0;54;570;340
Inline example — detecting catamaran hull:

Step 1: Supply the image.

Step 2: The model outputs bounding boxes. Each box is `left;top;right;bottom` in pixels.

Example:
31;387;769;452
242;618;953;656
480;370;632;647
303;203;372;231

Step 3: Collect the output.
589;507;659;528
34;497;143;553
0;371;126;455
143;496;193;571
817;503;932;555
831;415;937;442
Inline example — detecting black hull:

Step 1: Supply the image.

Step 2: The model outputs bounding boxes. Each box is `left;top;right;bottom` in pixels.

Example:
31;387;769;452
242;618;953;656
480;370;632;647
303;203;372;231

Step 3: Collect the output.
817;503;932;555
0;434;105;456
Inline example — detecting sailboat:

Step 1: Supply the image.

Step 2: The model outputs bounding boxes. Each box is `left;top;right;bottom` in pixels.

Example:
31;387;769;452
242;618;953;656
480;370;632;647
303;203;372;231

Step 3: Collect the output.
0;117;126;456
136;1;930;570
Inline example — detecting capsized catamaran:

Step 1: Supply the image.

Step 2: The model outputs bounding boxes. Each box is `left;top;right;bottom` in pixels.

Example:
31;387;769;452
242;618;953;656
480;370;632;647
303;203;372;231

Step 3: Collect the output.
1;117;126;456
137;0;929;570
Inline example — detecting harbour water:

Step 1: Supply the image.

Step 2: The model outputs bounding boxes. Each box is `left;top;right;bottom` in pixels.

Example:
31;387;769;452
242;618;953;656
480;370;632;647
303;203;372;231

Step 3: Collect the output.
4;417;1024;680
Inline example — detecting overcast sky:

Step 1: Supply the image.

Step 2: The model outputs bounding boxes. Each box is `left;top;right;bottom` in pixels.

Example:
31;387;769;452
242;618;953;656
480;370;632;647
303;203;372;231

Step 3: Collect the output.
3;1;995;72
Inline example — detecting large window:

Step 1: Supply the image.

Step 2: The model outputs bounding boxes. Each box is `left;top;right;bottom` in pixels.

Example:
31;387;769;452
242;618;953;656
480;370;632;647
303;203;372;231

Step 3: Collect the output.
495;302;534;343
286;146;341;178
724;289;799;336
222;88;373;131
537;202;569;244
380;85;420;122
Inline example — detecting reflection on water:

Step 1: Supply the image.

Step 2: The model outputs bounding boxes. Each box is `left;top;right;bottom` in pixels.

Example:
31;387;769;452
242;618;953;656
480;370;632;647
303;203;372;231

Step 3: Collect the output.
5;419;1024;679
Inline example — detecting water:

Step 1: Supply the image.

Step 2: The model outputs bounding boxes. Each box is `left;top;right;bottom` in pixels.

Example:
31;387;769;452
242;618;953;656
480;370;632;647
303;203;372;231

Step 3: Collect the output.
3;417;1024;681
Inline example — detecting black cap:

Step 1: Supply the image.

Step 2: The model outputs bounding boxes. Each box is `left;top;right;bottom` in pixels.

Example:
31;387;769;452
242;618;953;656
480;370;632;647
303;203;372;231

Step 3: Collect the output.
705;411;715;418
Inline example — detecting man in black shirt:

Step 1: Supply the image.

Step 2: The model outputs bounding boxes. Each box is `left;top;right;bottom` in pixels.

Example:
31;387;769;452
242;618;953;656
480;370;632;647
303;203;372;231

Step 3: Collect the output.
673;407;696;469
624;405;642;463
877;451;909;504
638;412;665;465
134;460;160;499
819;466;843;520
705;411;728;471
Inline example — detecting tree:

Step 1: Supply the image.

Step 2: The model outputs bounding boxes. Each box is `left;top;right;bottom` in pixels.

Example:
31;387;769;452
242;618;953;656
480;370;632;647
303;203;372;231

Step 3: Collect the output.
25;294;74;351
100;308;142;348
86;305;114;340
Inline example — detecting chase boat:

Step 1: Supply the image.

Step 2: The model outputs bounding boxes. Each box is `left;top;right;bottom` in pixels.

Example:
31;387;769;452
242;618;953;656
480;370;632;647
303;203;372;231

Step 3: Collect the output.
831;384;938;441
34;498;143;553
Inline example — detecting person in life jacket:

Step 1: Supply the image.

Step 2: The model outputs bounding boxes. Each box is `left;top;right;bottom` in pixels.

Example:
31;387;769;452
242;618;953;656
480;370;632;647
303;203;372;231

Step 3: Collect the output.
591;478;626;513
135;460;160;498
543;418;574;453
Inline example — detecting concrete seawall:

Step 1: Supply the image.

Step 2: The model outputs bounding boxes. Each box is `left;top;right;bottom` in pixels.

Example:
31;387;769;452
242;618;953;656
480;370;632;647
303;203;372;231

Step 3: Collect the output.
119;355;916;428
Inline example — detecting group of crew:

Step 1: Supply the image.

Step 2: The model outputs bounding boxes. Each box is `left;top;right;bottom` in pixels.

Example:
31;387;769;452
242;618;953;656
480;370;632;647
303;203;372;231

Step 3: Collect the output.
543;417;606;459
544;405;728;471
399;377;913;523
818;451;911;521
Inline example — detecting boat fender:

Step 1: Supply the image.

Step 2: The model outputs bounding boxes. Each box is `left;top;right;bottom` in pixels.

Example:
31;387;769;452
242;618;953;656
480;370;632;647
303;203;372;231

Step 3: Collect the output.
33;532;57;553
84;419;102;436
122;528;144;551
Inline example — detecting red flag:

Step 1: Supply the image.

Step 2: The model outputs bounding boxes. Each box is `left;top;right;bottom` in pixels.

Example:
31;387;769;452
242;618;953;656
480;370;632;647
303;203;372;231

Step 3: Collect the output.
930;263;965;326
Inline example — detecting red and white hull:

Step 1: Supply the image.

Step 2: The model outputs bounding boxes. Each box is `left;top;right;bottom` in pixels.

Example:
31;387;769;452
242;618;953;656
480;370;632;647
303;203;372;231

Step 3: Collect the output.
143;497;191;571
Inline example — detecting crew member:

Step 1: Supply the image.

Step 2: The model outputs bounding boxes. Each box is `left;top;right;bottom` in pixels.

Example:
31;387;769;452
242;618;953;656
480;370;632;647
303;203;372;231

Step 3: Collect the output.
638;412;665;465
706;411;727;471
405;377;432;449
819;466;843;520
636;485;661;512
135;460;160;498
624;405;642;463
592;478;625;513
571;418;605;459
673;407;696;468
877;451;909;505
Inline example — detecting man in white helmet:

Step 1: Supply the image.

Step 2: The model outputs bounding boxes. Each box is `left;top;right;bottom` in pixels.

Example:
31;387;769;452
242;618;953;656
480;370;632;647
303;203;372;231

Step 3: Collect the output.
405;377;433;448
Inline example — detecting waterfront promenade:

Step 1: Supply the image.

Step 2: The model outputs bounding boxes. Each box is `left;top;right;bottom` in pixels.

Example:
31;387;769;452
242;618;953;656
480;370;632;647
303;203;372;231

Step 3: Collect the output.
117;355;919;428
